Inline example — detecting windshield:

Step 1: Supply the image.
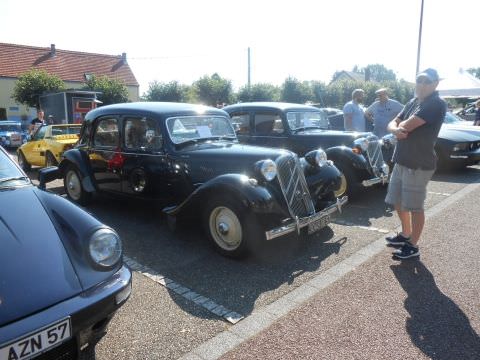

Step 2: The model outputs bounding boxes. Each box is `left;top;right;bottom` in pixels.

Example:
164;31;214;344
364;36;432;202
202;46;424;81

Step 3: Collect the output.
51;125;82;135
0;150;30;187
166;116;236;144
286;111;329;130
444;112;464;124
0;124;22;132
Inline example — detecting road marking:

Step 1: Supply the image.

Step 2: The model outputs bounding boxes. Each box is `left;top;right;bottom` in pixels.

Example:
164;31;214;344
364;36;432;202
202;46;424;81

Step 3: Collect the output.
428;191;451;196
180;178;480;360
332;220;390;234
123;256;244;324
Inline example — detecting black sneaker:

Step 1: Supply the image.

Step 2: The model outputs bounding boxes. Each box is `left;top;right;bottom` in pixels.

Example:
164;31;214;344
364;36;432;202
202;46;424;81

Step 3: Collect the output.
393;242;420;259
386;233;410;246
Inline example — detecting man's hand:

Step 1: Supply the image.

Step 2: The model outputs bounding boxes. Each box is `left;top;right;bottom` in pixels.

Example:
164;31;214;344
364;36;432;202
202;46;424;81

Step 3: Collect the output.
394;127;408;140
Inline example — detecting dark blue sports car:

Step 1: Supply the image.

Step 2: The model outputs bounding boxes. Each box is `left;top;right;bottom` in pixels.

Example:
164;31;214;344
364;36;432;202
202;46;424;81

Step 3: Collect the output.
0;146;132;359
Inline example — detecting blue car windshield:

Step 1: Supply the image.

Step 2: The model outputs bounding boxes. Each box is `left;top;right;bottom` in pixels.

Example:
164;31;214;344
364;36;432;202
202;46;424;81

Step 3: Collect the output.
166;116;236;144
444;112;464;124
286;111;329;130
0;151;30;187
0;124;22;132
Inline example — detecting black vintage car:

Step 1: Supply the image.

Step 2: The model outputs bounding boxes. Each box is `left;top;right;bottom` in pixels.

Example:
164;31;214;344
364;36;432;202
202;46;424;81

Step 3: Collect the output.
0;146;131;359
53;102;347;258
223;102;390;197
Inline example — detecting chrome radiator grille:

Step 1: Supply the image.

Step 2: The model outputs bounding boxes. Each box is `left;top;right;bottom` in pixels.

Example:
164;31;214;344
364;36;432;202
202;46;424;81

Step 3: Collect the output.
365;138;385;176
275;154;315;218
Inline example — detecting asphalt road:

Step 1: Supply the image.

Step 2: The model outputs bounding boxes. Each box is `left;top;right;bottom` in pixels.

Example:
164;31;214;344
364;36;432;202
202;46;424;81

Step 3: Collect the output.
14;151;480;360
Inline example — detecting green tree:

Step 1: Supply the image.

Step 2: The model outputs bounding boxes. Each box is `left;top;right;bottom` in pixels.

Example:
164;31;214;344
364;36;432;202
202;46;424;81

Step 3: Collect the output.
467;67;480;79
360;64;397;82
310;81;328;105
12;68;65;109
83;75;129;106
193;73;233;106
142;80;188;102
280;77;313;103
237;83;280;102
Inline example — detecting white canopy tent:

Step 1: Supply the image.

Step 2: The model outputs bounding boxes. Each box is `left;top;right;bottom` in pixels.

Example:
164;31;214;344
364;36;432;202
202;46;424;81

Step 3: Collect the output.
437;69;480;98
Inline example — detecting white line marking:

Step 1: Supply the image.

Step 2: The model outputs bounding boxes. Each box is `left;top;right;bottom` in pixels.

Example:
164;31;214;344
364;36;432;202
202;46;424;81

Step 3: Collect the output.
428;191;451;196
123;256;244;324
332;220;390;234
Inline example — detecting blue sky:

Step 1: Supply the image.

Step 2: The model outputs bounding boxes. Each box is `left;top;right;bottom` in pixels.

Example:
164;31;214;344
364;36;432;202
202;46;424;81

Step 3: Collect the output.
1;0;478;94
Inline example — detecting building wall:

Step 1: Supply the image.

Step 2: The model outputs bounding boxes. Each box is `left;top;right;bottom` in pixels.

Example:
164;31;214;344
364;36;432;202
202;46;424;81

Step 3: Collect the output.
0;77;139;121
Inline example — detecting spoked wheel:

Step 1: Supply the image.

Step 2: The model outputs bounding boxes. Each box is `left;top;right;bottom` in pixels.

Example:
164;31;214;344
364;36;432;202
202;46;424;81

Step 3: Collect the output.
203;197;258;258
17;151;31;172
333;172;348;198
45;152;58;167
64;165;92;205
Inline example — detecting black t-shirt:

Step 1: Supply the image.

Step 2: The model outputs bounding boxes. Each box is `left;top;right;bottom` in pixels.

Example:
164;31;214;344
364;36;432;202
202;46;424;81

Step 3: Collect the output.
392;91;446;170
30;118;44;125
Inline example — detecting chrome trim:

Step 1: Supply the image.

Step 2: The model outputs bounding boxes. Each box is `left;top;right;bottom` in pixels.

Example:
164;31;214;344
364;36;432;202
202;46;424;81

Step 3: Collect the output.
450;155;468;159
265;196;348;241
361;174;389;187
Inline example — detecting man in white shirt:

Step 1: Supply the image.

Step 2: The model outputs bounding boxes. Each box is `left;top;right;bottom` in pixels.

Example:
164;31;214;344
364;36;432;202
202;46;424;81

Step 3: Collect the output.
343;89;366;131
365;88;404;137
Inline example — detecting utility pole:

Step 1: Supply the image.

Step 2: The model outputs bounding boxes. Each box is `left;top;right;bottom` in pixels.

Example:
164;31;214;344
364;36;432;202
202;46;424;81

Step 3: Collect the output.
247;47;251;88
415;0;424;76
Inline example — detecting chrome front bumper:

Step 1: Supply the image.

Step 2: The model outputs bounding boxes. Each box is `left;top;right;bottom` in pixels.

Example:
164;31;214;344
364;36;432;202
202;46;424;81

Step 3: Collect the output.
265;196;348;241
362;173;389;187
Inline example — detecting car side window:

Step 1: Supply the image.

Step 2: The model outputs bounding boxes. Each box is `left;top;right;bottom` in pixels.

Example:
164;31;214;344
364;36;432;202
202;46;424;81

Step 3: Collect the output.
124;117;162;151
254;113;283;135
32;126;47;141
230;112;250;135
93;117;119;148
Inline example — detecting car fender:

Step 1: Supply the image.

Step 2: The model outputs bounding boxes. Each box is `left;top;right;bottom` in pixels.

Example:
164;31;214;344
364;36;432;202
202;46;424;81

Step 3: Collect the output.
326;146;369;170
163;174;280;217
304;162;343;197
59;149;96;193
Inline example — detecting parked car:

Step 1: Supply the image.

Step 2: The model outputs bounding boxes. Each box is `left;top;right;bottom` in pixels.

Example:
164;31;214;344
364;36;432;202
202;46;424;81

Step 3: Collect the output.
17;123;82;170
382;112;480;170
0;146;132;359
319;107;345;131
0;121;26;148
50;102;347;258
454;102;476;122
223;102;390;198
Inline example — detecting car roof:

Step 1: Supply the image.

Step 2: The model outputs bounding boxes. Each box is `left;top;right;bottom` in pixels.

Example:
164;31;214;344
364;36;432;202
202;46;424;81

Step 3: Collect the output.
223;102;322;112
84;102;228;122
0;121;21;125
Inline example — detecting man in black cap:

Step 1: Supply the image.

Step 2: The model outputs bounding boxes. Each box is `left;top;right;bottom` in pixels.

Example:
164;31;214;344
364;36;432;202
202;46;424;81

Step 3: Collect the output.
384;68;447;259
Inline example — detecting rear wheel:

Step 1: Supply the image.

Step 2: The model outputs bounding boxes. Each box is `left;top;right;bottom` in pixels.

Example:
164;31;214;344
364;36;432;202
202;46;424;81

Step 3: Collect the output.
64;165;92;205
45;151;58;167
203;196;260;258
17;150;31;172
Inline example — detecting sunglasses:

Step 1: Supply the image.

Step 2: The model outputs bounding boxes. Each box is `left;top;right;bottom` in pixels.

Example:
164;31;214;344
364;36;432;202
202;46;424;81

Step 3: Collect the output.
416;78;433;85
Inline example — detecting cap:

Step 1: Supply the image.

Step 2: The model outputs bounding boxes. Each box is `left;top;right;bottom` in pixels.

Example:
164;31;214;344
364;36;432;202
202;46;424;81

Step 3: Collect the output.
375;88;388;95
416;68;441;82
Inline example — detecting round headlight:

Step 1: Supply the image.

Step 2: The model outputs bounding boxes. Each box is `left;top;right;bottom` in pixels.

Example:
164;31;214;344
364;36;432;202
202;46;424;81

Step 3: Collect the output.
353;137;369;151
89;228;122;268
256;159;277;181
305;149;328;167
381;134;397;148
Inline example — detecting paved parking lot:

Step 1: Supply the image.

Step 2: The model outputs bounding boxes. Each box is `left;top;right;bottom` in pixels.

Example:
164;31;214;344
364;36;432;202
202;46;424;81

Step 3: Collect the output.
16;151;480;360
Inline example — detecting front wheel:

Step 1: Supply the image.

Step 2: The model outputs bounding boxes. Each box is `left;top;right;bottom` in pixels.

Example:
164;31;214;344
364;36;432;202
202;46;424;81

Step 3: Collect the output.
203;197;260;258
63;165;92;205
335;163;360;199
45;151;58;167
17;150;31;172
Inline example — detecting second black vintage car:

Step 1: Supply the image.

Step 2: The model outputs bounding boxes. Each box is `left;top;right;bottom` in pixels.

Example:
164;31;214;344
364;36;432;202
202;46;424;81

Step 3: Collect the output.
223;102;390;197
53;102;348;257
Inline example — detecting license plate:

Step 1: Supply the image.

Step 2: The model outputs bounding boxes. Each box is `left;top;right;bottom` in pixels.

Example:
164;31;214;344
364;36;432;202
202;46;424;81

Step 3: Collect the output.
0;318;71;360
308;214;330;234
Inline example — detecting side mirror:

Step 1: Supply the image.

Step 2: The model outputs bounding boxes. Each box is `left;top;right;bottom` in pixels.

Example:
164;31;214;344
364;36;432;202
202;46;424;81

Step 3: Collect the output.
38;166;61;190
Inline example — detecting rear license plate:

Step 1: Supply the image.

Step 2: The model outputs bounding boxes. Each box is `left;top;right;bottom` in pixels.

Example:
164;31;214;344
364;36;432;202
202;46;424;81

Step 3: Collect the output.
308;214;330;234
0;317;71;360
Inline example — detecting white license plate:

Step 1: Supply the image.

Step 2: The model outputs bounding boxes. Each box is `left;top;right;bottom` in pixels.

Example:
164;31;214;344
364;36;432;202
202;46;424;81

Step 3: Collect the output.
308;214;330;234
0;318;71;360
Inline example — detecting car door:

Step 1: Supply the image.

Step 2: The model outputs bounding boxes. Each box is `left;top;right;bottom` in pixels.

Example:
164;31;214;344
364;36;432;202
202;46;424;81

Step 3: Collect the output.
24;125;48;166
250;111;289;149
89;116;122;193
120;115;169;200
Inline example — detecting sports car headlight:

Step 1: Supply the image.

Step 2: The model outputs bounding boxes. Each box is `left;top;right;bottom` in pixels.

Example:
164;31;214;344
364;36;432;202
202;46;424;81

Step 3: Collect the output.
353;137;369;152
452;143;468;152
255;159;277;181
89;228;122;268
304;149;328;167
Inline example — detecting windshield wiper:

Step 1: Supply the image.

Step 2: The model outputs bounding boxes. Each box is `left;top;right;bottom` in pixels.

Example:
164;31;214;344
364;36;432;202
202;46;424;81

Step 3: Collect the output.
292;126;324;133
0;176;29;184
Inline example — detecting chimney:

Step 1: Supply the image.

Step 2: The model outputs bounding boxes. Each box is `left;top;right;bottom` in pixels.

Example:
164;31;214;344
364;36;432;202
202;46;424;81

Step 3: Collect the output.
50;44;56;57
121;52;127;65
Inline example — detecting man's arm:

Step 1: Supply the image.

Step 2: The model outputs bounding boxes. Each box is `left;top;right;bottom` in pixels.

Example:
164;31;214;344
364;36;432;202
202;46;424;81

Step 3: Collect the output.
387;117;408;139
398;115;426;132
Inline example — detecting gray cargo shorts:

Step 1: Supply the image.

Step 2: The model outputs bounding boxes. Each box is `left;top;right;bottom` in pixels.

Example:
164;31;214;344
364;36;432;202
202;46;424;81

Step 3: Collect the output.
385;163;434;212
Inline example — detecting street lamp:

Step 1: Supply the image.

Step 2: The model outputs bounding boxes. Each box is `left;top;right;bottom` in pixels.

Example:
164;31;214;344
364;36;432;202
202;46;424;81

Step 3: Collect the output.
415;0;425;76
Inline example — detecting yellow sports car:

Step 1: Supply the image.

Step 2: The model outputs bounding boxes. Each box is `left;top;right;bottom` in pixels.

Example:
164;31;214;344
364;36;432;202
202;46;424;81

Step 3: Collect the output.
17;124;81;170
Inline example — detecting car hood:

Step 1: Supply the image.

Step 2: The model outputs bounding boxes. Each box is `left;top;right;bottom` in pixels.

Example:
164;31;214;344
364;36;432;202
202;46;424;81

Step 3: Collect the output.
177;141;291;182
439;125;480;142
0;187;82;327
291;129;373;147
